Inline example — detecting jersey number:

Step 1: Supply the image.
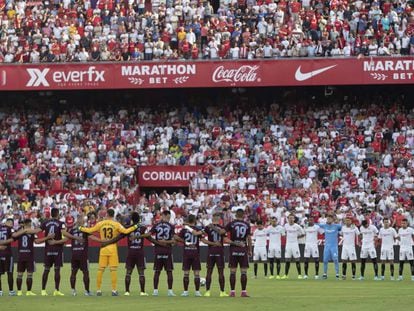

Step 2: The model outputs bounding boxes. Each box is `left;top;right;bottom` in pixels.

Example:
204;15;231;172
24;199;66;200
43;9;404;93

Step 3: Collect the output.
184;232;198;244
49;226;55;235
156;227;170;240
22;235;28;248
235;226;247;239
211;231;220;242
103;228;113;239
73;233;83;245
0;232;7;240
132;232;142;245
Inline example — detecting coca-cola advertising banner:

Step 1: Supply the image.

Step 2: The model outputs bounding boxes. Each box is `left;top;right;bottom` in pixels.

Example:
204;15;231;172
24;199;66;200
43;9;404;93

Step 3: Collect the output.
1;57;413;91
138;166;200;187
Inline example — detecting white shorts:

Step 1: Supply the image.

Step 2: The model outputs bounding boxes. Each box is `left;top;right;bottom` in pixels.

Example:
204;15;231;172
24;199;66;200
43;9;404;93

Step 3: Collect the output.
268;247;282;259
285;244;301;259
253;247;267;261
341;246;357;261
304;245;319;258
380;248;394;261
360;247;377;259
399;248;414;261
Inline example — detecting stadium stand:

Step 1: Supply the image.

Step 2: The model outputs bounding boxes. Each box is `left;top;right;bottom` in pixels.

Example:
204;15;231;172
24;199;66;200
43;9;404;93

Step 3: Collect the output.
0;0;414;62
0;86;413;230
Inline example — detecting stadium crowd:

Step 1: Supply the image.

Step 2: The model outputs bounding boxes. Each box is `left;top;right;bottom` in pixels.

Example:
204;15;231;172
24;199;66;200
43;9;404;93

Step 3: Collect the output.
0;88;413;232
1;0;414;62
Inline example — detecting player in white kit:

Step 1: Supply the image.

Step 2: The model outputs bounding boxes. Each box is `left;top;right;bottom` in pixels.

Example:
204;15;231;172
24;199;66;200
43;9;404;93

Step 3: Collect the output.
359;220;379;280
266;217;285;279
282;214;305;279
340;215;359;280
303;217;321;279
397;219;414;281
252;220;268;278
378;218;397;280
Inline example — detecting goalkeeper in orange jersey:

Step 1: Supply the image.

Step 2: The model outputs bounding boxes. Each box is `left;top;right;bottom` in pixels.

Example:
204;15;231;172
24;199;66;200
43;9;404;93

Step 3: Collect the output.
79;209;139;296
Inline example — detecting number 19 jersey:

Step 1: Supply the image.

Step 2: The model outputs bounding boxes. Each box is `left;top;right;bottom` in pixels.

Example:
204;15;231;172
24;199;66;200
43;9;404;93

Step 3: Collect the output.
225;220;251;252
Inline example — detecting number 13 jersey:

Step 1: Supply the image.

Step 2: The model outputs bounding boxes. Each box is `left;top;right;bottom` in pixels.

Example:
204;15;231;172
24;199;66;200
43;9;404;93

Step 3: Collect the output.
81;219;136;255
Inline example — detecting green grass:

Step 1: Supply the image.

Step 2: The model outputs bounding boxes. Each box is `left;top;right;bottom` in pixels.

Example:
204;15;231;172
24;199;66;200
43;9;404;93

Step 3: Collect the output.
0;263;413;311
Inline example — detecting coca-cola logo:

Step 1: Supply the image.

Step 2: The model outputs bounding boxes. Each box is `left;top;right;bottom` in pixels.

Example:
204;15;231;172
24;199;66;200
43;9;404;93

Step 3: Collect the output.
212;65;261;83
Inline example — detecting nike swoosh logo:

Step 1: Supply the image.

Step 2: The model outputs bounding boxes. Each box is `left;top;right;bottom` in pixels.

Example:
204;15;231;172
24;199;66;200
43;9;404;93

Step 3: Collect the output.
295;65;337;81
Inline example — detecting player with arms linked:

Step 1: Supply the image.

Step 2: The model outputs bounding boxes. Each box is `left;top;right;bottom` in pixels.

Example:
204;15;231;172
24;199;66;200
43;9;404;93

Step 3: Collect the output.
10;219;54;296
340;215;360;280
101;212;158;296
175;214;210;297
226;209;252;297
378;217;397;280
40;208;83;296
123;212;153;296
318;214;342;279
78;208;140;296
359;219;379;280
203;213;228;297
50;215;105;296
150;210;176;297
266;217;285;279
397;218;414;281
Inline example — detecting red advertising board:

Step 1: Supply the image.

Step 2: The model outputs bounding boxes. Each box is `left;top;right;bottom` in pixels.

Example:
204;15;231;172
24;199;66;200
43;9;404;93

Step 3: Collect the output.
0;57;413;91
138;166;200;187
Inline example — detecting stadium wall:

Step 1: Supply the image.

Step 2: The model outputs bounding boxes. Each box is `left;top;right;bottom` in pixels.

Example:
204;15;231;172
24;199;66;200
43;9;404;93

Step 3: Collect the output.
1;57;414;91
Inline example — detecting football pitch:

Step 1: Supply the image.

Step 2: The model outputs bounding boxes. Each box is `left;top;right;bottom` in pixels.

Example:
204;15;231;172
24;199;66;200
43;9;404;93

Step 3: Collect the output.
1;263;413;311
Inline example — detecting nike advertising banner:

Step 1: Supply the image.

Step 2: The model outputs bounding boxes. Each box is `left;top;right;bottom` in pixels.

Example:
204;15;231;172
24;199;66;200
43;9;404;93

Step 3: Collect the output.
137;166;200;187
1;57;413;91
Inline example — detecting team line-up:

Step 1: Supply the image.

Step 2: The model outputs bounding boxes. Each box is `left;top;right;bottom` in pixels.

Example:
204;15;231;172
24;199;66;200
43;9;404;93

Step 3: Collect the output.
0;208;414;297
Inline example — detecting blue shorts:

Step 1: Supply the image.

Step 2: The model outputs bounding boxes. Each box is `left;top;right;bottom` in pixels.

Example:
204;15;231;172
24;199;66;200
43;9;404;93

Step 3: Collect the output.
323;246;339;262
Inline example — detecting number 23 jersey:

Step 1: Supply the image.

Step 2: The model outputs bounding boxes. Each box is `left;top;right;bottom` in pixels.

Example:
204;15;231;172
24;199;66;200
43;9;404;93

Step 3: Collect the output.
150;221;175;255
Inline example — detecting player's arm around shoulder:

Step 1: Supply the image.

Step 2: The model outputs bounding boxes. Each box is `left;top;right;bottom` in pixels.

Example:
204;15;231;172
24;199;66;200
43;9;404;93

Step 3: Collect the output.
117;221;139;235
35;232;55;244
174;231;184;243
297;223;305;237
62;229;83;242
317;223;326;230
100;233;126;247
79;220;102;233
0;237;14;245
